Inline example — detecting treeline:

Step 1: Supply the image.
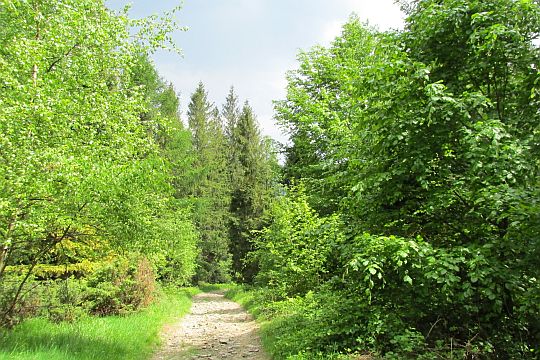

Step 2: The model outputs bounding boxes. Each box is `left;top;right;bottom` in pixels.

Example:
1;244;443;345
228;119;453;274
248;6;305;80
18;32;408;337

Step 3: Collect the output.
0;0;276;327
246;0;540;359
185;82;277;283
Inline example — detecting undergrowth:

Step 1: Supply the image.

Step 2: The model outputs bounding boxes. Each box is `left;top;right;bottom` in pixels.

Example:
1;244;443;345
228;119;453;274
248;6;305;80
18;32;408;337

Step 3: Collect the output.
0;287;199;360
226;286;373;360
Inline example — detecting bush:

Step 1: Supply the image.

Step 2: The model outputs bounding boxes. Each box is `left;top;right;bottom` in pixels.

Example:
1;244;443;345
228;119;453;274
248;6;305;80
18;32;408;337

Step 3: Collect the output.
342;233;540;357
0;275;88;326
4;260;101;280
0;287;199;360
253;187;540;358
40;277;89;323
0;255;158;327
253;187;344;298
227;285;378;360
84;255;156;316
0;274;42;328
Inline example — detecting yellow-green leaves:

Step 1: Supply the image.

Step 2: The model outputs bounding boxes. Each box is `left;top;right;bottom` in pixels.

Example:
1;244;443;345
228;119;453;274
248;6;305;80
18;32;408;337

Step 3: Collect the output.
0;0;197;324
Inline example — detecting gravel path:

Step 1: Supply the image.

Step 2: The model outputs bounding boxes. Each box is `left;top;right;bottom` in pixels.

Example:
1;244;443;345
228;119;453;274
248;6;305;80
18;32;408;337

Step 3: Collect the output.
152;291;269;360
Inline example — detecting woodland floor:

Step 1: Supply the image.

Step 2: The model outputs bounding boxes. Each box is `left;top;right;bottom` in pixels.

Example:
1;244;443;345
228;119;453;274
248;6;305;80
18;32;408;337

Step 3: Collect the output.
152;290;269;360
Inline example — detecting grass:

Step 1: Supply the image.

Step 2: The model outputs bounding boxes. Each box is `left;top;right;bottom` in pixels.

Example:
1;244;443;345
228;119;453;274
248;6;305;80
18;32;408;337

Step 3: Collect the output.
226;285;292;358
225;284;269;318
225;286;368;360
197;282;234;292
0;287;199;360
1;283;361;360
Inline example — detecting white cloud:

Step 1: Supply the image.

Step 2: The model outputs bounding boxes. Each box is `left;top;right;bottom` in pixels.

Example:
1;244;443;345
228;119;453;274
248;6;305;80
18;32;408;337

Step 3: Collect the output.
148;0;406;145
316;1;405;55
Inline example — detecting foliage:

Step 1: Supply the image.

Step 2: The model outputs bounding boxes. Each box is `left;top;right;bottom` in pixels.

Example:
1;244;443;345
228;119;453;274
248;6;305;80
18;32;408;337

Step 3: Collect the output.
1;254;160;326
265;0;540;357
342;234;540;358
254;186;344;297
186;82;232;283
0;287;198;360
228;99;279;281
4;260;100;280
132;55;200;285
183;83;279;284
40;277;90;323
150;207;199;286
0;274;42;328
84;255;156;316
226;285;375;360
0;0;199;323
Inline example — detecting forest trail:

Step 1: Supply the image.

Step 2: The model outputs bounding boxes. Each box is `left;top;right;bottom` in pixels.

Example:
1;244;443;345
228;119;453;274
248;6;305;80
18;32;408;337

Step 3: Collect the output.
152;291;269;360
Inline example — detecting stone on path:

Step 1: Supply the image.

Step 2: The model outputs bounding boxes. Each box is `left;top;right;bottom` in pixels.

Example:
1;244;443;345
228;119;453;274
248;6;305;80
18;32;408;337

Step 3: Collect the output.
152;291;269;360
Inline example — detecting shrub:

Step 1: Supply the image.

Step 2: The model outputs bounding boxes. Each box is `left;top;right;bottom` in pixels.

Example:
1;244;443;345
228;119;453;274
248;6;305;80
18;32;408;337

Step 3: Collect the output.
253;188;540;358
342;233;539;357
4;260;101;280
85;255;156;316
253;187;344;297
40;277;89;323
0;274;41;328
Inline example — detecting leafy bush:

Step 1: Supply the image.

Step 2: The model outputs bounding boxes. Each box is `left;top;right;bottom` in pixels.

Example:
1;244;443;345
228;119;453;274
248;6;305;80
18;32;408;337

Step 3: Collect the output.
252;187;539;358
42;278;89;323
4;260;102;280
0;287;199;360
227;285;377;360
84;255;156;316
151;207;200;286
0;275;89;326
342;233;539;357
253;187;344;297
0;275;42;328
1;255;161;326
269;0;540;357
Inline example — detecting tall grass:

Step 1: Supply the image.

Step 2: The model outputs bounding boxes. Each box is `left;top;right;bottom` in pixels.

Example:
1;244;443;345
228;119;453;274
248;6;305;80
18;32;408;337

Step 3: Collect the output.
0;287;199;360
225;286;362;360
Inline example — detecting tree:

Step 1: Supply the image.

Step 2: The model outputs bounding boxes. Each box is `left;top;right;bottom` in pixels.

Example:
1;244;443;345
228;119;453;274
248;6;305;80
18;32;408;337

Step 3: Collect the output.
129;54;198;285
222;86;241;145
0;0;196;324
186;82;232;283
271;3;540;356
228;102;277;281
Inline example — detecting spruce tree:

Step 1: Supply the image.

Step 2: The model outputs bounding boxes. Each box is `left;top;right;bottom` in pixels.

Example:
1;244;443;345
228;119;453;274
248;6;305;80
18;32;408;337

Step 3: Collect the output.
187;82;232;282
229;101;275;281
222;86;240;143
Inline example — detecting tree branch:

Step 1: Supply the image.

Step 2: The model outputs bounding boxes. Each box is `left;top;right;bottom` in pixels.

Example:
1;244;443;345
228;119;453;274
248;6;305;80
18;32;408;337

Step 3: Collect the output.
46;42;80;73
2;224;72;325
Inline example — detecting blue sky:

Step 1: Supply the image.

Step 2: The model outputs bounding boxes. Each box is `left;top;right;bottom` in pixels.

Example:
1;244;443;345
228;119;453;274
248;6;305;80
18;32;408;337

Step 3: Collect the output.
107;0;405;143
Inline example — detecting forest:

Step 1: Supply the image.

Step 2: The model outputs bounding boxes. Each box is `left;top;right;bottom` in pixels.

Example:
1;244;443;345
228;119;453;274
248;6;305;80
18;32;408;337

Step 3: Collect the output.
0;0;539;359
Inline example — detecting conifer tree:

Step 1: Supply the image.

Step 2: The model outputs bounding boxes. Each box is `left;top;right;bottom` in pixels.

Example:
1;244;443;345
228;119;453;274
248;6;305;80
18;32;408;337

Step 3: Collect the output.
129;55;198;284
187;82;232;282
222;86;240;143
229;101;275;280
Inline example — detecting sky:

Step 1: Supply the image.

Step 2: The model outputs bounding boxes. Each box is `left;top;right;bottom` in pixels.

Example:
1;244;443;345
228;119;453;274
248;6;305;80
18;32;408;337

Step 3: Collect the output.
107;0;405;143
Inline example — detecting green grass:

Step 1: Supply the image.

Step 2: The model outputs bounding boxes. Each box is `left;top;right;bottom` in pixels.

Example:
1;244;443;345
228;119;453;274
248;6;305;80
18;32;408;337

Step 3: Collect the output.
197;282;234;292
226;285;292;358
0;287;199;360
225;286;367;360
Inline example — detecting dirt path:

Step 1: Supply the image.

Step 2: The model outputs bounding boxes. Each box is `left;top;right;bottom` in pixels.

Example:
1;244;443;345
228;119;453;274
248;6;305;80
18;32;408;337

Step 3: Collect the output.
152;291;270;360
